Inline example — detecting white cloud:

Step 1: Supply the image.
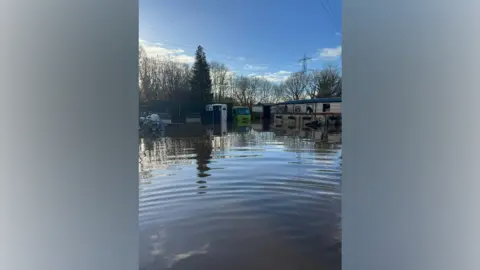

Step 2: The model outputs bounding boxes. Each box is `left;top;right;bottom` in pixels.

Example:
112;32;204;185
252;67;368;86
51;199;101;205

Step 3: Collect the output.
237;57;246;61
139;39;195;64
174;54;196;64
145;46;185;55
319;46;342;59
244;64;268;70
257;70;292;83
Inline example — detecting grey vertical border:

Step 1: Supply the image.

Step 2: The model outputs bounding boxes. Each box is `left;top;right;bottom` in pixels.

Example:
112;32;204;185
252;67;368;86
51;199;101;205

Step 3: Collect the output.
343;0;480;269
0;1;139;270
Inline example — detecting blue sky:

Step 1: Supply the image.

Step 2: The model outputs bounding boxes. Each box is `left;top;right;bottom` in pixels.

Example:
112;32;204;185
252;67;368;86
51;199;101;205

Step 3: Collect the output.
140;0;342;82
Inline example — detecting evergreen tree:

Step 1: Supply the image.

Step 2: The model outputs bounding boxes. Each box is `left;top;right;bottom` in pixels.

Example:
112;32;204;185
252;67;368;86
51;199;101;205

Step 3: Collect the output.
190;46;213;102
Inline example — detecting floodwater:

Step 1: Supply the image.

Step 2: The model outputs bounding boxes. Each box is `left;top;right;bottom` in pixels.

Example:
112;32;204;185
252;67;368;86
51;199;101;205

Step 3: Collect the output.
139;121;342;270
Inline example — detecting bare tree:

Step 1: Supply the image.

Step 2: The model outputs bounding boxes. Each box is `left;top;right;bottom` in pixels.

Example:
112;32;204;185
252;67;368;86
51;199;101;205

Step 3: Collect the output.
248;76;263;105
225;72;237;102
139;45;147;68
257;78;274;103
231;76;278;106
272;84;286;103
255;78;285;104
138;49;333;105
232;76;252;106
154;58;191;101
210;61;229;102
333;76;342;97
311;66;341;98
139;45;157;102
283;72;310;100
138;48;192;103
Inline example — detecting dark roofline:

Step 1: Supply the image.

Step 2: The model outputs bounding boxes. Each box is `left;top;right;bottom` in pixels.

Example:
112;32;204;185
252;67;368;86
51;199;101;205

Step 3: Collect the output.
254;103;275;106
277;97;342;105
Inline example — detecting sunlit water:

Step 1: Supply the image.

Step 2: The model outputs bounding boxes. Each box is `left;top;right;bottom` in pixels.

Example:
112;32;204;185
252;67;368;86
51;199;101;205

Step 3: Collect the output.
139;122;342;270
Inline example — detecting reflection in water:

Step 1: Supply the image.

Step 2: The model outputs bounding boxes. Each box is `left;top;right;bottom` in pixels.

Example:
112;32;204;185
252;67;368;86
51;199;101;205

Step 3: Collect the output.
139;122;342;270
193;136;213;178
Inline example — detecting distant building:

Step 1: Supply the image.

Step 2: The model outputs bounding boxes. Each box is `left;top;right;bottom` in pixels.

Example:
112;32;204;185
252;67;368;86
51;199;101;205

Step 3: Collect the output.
271;97;342;128
251;103;274;120
272;97;341;115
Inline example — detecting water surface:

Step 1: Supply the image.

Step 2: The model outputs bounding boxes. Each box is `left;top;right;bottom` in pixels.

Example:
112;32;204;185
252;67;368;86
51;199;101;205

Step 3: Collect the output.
139;123;342;270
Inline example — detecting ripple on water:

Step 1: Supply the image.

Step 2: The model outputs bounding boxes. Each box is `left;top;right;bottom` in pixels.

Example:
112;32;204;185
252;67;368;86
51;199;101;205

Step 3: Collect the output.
139;126;342;270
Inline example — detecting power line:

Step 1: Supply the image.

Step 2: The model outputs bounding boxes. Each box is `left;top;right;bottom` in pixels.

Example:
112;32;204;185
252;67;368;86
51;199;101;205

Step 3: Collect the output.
318;0;339;35
299;54;312;73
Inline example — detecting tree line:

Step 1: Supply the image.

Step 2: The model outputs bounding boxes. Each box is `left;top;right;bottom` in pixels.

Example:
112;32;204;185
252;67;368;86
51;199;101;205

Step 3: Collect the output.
139;45;342;107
